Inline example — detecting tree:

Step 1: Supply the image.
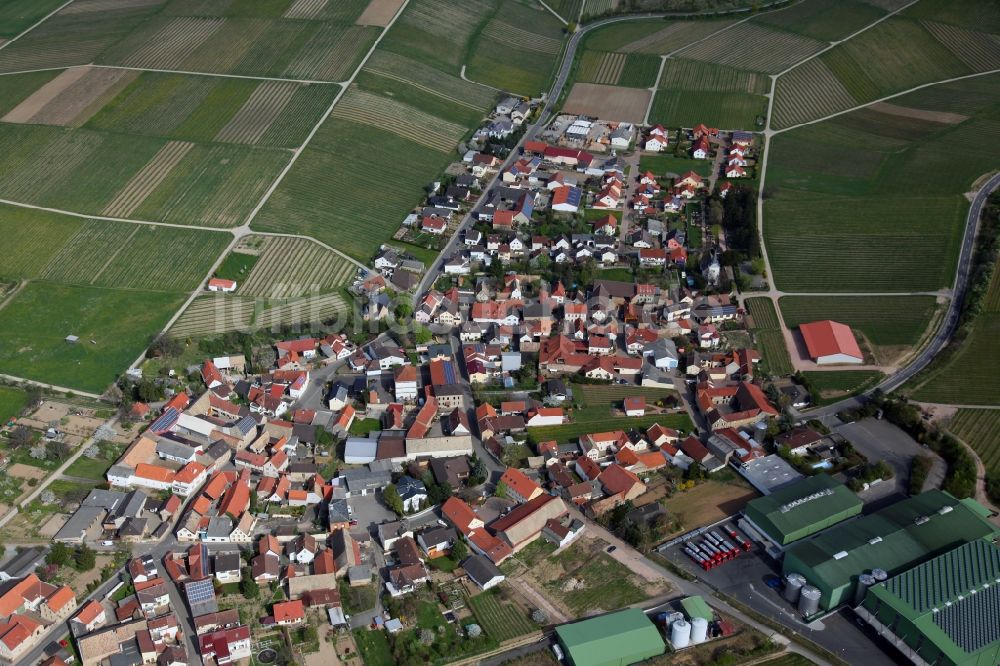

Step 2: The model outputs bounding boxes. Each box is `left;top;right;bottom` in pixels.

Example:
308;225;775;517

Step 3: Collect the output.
414;325;433;345
83;445;100;459
240;574;260;599
40;490;55;504
46;440;71;460
467;455;487;486
73;545;96;572
494;481;509;499
466;624;482;638
46;543;71;567
708;199;724;227
29;445;47;460
450;537;468;562
419;629;435;646
382;484;404;516
531;609;548;624
9;426;32;450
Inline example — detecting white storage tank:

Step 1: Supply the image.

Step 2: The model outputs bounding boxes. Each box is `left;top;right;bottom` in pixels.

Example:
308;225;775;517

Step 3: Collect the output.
666;612;685;627
690;617;709;644
872;568;888;582
783;573;806;603
798;585;821;616
670;619;691;648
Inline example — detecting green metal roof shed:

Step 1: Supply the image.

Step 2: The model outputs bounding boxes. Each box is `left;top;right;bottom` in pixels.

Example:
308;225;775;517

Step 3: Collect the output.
680;595;713;621
743;474;862;546
783;491;1000;611
859;539;1000;666
555;608;666;666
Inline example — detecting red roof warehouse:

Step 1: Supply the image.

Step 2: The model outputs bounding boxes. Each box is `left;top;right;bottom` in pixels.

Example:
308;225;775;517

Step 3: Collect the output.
798;320;864;365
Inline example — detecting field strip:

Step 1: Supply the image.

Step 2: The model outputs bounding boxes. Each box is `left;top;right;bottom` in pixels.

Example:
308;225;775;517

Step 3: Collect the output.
1;66;90;122
459;65;504;92
89;225;140;284
103;141;194;218
482;20;563;55
284;0;329;19
537;0;569;25
774;0;918;77
121;17;224;70
365;67;484;110
239;0;411;231
215;81;299;144
84;63;338;85
773;68;1000;135
0;0;76;53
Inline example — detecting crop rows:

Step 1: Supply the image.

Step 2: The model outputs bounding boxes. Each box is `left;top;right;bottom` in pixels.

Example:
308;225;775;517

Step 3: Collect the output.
284;0;329;19
649;90;766;130
385;0;495;69
103;141;194;218
329;88;466;153
582;0;617;19
172;294;255;337
581;51;626;85
911;314;1000;404
215;81;299;144
755;329;794;377
120;17;225;70
772;58;858;129
281;24;375;81
39;220;137;284
238;236;357;299
482;18;563;55
0;207;82;281
679;23;825;74
255;293;348;329
620;20;737;55
922;21;1000;72
364;51;496;112
95;225;230;292
751;0;886;42
745;297;781;330
660;59;769;94
948;410;1000;473
545;0;582;22
469;592;535;642
780;295;937;347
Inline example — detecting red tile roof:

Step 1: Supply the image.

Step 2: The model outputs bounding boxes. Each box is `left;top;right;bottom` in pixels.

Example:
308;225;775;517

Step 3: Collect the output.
273;600;304;623
499;467;541;501
799;320;863;361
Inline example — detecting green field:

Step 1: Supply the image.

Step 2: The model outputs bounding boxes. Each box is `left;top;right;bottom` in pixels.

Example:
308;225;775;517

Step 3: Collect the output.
779;296;938;348
745;297;780;330
0;70;61;117
948;409;1000;475
576;384;678;406
0;0;67;38
765;75;1000;292
755;330;794;377
910;314;1000;404
545;546;649;615
379;0;496;71
649;89;767;130
801;370;883;402
85;72;339;148
63;442;126;480
468;590;536;642
752;0;885;42
214;251;260;283
466;1;566;95
676;22;825;74
582;18;738;55
638;153;713;178
545;0;582;22
577;51;660;88
0;387;28;424
353;629;393;666
528;412;692;444
0;283;184;393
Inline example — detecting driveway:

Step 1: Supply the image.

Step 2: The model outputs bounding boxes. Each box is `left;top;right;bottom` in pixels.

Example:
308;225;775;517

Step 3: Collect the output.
348;493;397;535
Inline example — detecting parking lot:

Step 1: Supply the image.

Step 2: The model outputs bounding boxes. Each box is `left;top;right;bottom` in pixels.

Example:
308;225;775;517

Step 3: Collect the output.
348;492;397;536
658;519;898;666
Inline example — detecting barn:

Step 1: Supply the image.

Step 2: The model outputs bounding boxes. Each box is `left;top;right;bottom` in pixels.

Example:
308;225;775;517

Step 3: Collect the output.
798;320;863;365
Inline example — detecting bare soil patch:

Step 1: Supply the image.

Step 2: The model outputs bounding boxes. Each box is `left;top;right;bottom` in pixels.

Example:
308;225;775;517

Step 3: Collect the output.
869;101;968;125
7;463;47;481
562;83;651;123
39;513;69;538
3;66;136;126
661;480;757;533
357;0;406;26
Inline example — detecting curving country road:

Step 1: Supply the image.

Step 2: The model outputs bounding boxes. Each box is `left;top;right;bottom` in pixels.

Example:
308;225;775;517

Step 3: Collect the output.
800;172;1000;420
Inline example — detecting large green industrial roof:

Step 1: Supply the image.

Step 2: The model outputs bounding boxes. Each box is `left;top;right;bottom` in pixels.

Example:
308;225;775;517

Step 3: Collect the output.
556;608;665;666
785;491;999;591
743;473;862;542
867;540;1000;664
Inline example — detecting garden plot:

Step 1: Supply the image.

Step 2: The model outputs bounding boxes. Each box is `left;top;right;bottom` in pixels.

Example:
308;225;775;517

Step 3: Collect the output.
118;16;225;70
563;83;650;123
355;0;406;26
772;58;859;129
678;22;825;73
215;81;299;144
329;88;466;153
103;140;194;218
2;66;135;127
237;236;358;298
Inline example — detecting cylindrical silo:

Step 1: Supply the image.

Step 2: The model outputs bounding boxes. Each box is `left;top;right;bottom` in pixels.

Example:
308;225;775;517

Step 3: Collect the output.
690;617;709;644
671;619;691;648
667;611;685;627
798;585;821;616
854;573;877;606
783;573;806;603
872;568;888;582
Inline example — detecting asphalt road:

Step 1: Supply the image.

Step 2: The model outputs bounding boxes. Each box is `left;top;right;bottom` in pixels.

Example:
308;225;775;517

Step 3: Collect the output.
801;172;1000;420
